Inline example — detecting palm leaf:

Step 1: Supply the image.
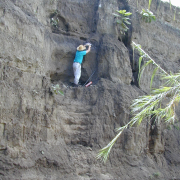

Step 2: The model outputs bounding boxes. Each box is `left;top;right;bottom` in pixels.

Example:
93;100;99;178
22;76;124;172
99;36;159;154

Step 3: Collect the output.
157;0;161;16
132;41;168;75
174;7;176;21
138;60;153;85
58;90;64;96
149;0;152;10
98;71;180;162
98;42;180;163
169;0;172;10
138;56;143;73
96;129;124;163
150;67;159;90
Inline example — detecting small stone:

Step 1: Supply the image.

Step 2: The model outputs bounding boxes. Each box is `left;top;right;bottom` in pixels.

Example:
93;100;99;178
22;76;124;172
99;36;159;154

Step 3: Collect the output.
41;150;44;155
87;147;92;151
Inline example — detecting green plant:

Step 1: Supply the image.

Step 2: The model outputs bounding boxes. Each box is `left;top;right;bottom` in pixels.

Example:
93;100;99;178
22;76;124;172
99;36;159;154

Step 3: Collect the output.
149;0;152;10
174;7;176;21
169;0;172;10
51;84;64;96
50;10;59;28
97;42;180;163
50;17;59;28
133;41;166;88
174;124;179;130
113;10;132;35
140;9;156;23
149;175;153;179
167;125;171;130
153;172;161;178
97;0;180;163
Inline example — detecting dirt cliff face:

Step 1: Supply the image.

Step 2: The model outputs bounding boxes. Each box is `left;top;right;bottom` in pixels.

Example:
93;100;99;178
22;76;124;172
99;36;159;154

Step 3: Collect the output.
0;0;180;179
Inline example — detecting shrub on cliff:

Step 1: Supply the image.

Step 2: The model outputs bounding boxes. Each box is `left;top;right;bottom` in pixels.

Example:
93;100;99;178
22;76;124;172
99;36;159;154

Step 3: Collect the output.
113;10;132;35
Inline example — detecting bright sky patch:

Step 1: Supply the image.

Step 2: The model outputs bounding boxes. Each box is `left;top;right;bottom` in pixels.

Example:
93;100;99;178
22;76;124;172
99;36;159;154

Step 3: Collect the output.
161;0;180;7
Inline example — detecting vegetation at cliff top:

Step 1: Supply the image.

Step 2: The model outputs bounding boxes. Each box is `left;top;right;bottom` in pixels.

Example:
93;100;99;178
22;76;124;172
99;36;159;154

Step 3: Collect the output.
140;9;156;23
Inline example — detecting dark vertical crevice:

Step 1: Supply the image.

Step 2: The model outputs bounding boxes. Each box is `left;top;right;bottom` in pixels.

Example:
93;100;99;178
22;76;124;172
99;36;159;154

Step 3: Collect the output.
92;35;103;83
90;0;100;34
129;46;140;87
149;117;158;154
117;0;132;46
116;0;139;87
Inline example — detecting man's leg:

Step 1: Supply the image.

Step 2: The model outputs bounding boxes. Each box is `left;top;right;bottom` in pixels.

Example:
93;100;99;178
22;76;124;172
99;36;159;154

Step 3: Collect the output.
73;62;81;85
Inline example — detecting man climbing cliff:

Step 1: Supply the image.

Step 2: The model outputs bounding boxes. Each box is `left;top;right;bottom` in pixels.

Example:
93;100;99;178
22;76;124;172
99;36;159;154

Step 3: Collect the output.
73;43;91;87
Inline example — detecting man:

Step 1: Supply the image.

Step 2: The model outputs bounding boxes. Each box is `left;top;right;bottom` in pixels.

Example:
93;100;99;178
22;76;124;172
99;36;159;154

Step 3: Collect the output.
73;43;91;87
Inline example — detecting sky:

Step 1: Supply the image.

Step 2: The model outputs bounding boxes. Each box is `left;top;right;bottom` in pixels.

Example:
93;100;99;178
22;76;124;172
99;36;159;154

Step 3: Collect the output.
161;0;180;7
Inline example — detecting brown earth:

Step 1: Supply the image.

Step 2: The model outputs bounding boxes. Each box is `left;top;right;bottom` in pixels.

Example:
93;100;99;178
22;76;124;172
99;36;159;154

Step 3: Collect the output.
0;0;180;179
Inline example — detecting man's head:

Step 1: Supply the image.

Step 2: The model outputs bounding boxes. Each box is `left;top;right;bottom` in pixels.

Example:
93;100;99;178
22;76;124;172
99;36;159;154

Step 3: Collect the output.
77;45;86;51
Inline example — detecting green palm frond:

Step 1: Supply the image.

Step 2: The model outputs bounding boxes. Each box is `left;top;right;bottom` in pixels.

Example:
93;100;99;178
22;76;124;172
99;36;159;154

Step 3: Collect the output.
138;60;153;84
96;129;124;163
157;0;162;16
169;0;172;10
97;42;180;163
150;67;159;90
138;56;143;73
174;7;176;21
132;41;168;75
149;0;152;10
162;72;180;82
58;90;64;96
131;85;180;125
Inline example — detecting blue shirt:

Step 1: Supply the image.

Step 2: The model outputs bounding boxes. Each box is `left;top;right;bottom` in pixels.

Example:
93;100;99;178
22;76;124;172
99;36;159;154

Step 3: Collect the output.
74;50;87;64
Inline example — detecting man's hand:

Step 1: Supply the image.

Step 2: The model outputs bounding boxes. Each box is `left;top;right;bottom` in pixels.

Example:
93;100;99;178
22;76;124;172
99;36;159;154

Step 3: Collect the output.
85;43;92;47
86;43;91;54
